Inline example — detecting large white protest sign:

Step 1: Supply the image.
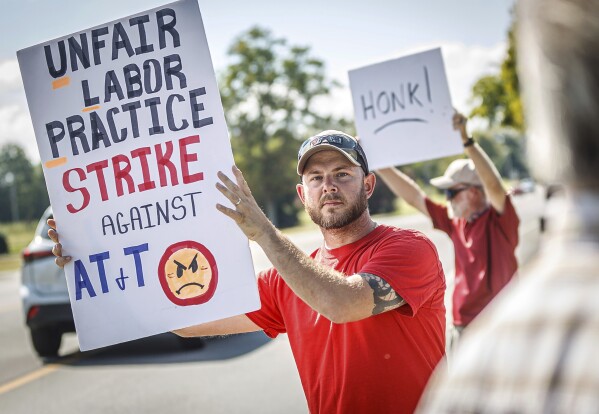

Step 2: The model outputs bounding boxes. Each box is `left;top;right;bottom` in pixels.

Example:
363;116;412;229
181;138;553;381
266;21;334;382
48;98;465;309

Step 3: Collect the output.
349;48;462;170
17;0;260;351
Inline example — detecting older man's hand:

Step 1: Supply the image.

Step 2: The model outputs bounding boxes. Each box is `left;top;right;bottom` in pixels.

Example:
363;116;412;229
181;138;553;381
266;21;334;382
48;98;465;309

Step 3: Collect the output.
452;111;469;143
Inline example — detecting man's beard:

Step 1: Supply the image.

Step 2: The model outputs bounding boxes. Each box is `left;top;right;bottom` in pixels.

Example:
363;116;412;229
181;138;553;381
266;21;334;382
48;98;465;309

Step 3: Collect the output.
449;201;464;219
306;186;369;230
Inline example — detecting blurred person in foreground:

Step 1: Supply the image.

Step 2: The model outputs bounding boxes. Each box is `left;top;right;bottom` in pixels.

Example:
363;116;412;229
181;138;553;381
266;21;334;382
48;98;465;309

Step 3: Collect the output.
51;131;446;413
417;0;599;412
377;112;520;344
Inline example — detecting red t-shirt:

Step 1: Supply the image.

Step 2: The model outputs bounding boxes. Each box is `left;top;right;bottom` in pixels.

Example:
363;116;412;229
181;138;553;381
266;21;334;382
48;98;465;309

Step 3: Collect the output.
246;224;446;414
425;195;519;326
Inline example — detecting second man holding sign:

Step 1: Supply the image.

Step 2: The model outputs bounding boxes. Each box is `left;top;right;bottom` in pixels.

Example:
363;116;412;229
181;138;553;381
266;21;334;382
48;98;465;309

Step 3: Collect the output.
377;111;520;344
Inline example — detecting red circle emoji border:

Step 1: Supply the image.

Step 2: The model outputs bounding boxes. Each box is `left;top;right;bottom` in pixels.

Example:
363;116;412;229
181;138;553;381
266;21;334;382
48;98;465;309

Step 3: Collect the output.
158;240;218;306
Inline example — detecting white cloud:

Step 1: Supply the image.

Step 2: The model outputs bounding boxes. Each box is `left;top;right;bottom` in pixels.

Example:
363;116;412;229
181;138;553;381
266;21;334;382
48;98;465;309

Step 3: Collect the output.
0;58;41;163
0;59;23;91
0;104;38;163
313;41;507;123
442;42;506;112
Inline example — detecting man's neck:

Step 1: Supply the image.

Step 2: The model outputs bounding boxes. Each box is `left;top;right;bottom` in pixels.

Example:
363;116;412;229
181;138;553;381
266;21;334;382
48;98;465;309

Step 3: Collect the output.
320;212;377;249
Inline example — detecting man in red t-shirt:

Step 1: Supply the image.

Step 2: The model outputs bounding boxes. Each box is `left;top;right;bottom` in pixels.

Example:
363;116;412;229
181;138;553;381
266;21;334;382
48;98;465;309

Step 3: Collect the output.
51;130;446;413
377;112;519;340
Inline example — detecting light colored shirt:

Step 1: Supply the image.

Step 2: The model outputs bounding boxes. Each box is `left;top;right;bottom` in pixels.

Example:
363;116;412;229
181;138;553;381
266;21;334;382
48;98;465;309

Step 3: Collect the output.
417;193;599;413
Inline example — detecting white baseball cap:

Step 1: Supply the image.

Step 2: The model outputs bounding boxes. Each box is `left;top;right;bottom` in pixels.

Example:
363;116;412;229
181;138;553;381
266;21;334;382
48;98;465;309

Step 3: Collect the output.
430;159;482;189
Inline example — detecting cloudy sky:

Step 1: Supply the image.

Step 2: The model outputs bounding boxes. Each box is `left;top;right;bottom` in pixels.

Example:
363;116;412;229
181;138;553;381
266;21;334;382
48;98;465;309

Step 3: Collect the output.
1;0;515;162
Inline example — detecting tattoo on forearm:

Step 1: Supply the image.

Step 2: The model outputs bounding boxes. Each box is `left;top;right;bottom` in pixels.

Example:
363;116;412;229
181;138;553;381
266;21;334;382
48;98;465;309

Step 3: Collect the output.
361;273;406;315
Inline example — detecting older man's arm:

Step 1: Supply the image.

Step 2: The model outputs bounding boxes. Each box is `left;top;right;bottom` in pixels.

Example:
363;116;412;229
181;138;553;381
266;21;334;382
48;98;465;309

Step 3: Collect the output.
455;112;508;213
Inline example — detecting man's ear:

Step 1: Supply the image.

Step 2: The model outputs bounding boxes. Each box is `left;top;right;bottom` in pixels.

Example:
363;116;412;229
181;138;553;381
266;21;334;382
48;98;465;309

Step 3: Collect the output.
296;182;306;205
364;172;376;199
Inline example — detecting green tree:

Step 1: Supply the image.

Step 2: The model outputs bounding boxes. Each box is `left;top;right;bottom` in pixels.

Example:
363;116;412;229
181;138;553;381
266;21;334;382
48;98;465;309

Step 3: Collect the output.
476;129;529;179
220;27;344;227
30;163;51;219
469;75;505;126
466;12;529;180
0;143;49;222
500;27;524;131
469;18;524;132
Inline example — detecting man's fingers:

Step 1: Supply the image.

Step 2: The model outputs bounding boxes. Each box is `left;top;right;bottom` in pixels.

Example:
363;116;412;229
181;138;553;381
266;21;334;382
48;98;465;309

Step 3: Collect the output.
48;228;59;243
217;170;242;194
217;167;252;201
452;113;467;137
216;203;243;221
52;243;62;257
453;113;466;125
232;165;251;196
216;182;241;205
47;219;71;267
54;256;71;269
52;242;72;268
217;168;254;207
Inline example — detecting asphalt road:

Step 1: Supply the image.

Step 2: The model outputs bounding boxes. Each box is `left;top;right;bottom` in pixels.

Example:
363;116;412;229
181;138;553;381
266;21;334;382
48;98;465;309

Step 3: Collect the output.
0;189;544;414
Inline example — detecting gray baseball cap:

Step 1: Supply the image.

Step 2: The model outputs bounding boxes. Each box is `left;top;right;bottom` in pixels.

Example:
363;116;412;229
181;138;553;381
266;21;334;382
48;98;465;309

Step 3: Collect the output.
297;130;369;175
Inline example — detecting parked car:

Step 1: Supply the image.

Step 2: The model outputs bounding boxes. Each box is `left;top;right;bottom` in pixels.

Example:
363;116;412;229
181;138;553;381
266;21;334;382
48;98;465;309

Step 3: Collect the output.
21;207;203;358
512;178;536;195
21;207;73;357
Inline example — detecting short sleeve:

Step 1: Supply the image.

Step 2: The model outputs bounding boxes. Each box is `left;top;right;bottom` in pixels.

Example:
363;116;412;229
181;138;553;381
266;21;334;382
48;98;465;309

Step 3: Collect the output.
425;197;453;235
359;230;446;317
245;268;286;338
494;195;520;246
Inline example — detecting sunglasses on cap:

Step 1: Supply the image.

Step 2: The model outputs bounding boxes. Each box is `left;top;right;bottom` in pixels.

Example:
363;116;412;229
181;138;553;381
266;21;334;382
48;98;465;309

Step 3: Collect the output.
445;186;470;200
298;133;369;174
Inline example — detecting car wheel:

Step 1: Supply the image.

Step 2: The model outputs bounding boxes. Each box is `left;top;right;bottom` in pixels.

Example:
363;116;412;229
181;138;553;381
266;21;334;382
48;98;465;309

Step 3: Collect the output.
30;327;62;358
176;335;205;350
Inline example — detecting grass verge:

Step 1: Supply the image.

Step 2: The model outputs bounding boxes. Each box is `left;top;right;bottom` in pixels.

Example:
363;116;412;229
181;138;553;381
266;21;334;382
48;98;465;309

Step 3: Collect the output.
0;220;37;272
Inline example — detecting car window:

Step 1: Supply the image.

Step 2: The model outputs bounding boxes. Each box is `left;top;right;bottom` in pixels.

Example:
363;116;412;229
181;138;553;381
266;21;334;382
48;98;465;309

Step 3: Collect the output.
37;214;53;240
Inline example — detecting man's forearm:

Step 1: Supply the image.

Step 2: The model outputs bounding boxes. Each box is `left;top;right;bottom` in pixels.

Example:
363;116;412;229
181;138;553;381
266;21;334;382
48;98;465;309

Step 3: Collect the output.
465;143;507;211
465;144;504;190
173;314;262;337
455;112;506;209
377;168;429;216
254;227;371;323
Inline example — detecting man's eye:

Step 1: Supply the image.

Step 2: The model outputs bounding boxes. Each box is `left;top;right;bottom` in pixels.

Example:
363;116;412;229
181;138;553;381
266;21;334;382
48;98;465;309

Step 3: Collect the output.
311;176;323;181
337;172;349;177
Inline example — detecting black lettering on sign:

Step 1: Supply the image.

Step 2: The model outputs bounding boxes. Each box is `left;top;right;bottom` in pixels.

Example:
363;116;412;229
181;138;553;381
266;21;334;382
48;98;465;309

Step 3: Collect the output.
359;66;434;134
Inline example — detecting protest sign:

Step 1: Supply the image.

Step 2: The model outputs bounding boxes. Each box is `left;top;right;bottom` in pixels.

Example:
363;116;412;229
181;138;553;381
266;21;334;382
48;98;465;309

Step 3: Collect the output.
349;48;462;170
17;0;260;351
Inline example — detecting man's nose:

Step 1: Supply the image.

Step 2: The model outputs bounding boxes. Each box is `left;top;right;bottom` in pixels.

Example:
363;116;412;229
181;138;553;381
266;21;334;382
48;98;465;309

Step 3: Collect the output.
322;175;338;193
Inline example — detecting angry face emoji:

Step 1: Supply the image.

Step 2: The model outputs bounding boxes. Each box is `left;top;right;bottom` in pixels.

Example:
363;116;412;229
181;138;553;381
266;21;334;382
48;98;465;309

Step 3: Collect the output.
158;241;218;306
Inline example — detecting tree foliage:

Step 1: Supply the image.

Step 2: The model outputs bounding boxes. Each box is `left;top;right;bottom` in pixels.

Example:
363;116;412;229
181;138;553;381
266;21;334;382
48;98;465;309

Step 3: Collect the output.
500;27;524;130
477;129;529;179
469;18;524;132
0;144;49;223
465;11;529;181
219;27;345;227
